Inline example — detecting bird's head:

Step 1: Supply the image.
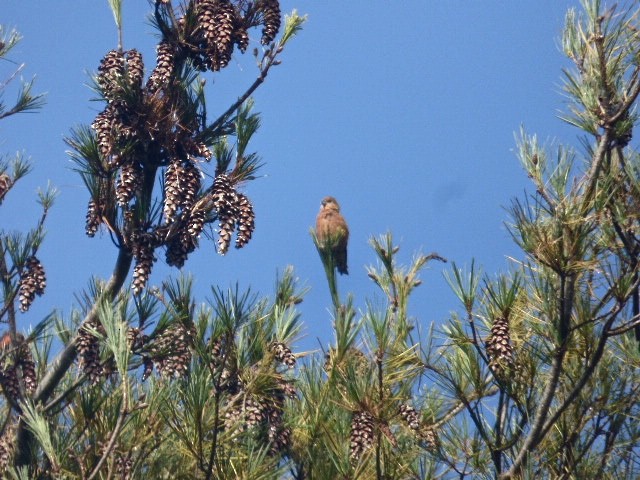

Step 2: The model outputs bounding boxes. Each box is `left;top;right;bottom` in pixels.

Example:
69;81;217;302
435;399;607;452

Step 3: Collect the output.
321;196;340;211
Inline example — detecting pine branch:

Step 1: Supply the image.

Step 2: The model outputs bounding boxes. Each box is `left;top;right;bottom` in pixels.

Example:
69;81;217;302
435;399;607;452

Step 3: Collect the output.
13;248;132;469
86;385;128;480
499;335;568;479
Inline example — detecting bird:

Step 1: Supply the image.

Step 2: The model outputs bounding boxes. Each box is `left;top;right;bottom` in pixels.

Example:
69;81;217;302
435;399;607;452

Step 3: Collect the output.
316;196;349;275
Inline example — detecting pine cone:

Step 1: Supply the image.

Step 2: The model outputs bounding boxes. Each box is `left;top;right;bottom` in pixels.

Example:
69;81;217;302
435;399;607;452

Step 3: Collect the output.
0;422;16;475
92;104;124;165
0;335;37;399
165;209;205;268
18;256;46;312
131;232;158;295
163;159;202;225
235;193;255;249
213;1;237;70
233;16;249;53
0;173;11;204
125;49;144;89
165;236;192;268
196;0;218;44
209;176;238;254
420;426;438;451
188;141;213;161
97;50;125;101
17;344;37;395
350;410;375;461
211;173;234;212
147;41;175;93
185;207;207;242
181;160;201;211
93;101;137;167
210;336;238;393
92;108;114;159
224;392;267;432
152;322;195;378
0;361;20;405
271;341;295;369
224;402;245;431
196;0;236;71
279;379;297;399
126;327;146;352
217;206;237;255
116;161;142;206
163;159;184;224
269;423;292;455
258;0;281;45
141;356;154;381
115;451;133;480
77;319;105;384
485;316;515;380
85;199;103;237
398;403;420;431
245;396;270;428
267;403;290;455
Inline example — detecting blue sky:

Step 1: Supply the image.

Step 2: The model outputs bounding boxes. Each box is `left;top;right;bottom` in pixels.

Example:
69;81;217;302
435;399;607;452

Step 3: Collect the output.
1;1;578;352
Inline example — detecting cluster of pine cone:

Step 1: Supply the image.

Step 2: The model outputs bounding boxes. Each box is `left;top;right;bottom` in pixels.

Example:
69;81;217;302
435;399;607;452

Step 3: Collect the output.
181;0;281;71
324;348;438;462
77;316;200;385
212;335;296;455
77;321;147;384
142;322;196;379
223;387;293;455
348;402;437;462
85;0;279;295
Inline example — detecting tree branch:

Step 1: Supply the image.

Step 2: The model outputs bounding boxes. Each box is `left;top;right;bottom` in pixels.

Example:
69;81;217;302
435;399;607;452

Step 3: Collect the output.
14;247;132;469
207;45;283;137
500;273;575;479
34;247;132;404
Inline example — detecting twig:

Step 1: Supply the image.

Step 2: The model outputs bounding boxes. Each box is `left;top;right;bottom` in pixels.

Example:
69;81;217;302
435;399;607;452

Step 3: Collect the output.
582;128;613;207
34;247;132;404
537;312;618;441
208;45;283;136
500;273;575;479
86;400;129;480
205;330;236;480
606;314;640;336
429;385;500;431
13;248;132;468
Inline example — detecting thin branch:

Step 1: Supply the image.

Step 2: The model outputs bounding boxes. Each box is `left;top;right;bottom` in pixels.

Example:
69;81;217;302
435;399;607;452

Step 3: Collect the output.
13;248;131;469
207;45;283;136
582;128;613;207
86;400;128;480
0;250;17;335
33;247;132;404
205;330;236;480
500;272;574;480
609;68;640;124
537;312;618;441
499;345;566;479
606;314;640;336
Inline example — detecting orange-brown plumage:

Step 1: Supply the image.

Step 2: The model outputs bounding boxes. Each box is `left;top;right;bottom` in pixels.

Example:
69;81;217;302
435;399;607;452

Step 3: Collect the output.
316;196;349;275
